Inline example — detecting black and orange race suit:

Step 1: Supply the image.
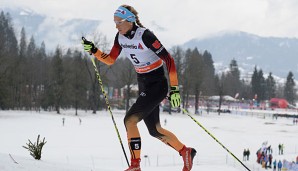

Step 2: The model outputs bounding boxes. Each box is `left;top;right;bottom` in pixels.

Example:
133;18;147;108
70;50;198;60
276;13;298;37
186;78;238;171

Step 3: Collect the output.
94;24;184;159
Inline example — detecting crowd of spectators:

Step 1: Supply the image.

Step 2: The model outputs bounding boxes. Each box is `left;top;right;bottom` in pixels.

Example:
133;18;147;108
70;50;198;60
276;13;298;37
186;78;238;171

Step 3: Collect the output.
255;142;298;170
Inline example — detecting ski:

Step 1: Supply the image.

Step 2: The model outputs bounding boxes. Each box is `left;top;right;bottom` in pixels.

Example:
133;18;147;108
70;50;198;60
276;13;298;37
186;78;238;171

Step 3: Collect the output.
9;154;18;164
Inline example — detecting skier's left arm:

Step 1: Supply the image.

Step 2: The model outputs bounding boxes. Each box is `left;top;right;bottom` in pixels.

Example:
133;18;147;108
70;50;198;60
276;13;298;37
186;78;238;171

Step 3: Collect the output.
142;30;181;107
142;30;179;86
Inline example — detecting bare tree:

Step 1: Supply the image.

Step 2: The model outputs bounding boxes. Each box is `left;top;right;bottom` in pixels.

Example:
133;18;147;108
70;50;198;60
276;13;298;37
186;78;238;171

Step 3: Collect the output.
119;58;136;112
83;32;111;114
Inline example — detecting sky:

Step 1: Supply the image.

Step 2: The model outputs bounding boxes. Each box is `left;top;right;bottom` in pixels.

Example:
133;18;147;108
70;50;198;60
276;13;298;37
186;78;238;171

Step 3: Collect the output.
1;0;298;47
0;108;297;170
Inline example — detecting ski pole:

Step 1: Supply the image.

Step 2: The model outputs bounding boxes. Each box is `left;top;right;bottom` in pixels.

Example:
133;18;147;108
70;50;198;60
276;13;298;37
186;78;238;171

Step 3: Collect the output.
180;107;251;171
82;37;130;167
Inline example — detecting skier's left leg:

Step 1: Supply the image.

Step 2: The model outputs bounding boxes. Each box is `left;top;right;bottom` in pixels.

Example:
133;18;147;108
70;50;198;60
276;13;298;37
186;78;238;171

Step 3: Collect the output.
144;106;184;150
123;76;167;170
144;107;196;171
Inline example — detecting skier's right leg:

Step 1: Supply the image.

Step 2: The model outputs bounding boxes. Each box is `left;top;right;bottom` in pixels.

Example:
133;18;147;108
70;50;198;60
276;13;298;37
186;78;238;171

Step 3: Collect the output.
124;113;142;171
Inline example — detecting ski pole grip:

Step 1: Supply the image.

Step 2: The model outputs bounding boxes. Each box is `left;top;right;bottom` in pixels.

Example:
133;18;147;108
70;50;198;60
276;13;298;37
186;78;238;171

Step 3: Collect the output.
82;37;92;55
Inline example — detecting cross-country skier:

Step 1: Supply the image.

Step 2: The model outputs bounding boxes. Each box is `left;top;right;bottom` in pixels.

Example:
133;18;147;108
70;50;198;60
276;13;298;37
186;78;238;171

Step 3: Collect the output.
82;4;196;171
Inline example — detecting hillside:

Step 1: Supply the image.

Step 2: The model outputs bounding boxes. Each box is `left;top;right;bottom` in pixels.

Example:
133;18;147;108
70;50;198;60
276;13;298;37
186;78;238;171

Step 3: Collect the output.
183;31;298;78
2;7;298;79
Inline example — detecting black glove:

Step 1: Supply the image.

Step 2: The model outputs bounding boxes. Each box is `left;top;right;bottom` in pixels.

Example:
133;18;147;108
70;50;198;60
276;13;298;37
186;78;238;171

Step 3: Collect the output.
81;37;97;54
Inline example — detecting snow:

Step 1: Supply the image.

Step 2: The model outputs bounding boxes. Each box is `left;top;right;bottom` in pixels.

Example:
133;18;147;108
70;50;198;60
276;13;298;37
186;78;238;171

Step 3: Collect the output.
0;109;297;171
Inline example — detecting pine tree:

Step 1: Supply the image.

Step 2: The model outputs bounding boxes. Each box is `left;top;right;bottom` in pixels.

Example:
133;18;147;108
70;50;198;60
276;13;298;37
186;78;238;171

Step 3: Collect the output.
0;11;19;109
223;59;242;98
189;48;204;113
71;50;88;115
23;135;47;160
201;50;216;96
181;49;192;110
265;72;276;100
49;46;64;114
251;66;259;100
38;41;48;110
284;71;296;105
25;36;37;110
15;27;28;109
251;66;265;103
258;69;266;101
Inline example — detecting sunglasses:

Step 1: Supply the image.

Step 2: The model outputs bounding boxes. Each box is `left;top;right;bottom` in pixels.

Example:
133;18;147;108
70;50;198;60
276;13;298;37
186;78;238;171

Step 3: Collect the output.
114;18;127;25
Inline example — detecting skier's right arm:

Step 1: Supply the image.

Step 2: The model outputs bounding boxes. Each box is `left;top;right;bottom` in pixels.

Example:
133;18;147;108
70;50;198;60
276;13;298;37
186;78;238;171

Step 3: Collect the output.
82;34;122;65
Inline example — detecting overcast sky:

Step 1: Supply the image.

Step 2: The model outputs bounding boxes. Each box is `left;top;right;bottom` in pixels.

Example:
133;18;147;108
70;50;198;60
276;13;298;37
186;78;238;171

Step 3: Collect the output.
1;0;298;47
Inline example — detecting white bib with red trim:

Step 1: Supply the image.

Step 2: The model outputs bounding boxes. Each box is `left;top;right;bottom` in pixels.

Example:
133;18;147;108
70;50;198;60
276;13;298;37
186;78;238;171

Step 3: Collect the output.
118;28;163;73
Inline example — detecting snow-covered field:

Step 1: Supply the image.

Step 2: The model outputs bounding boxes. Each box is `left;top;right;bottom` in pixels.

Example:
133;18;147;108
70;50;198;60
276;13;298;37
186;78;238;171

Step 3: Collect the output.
0;108;297;171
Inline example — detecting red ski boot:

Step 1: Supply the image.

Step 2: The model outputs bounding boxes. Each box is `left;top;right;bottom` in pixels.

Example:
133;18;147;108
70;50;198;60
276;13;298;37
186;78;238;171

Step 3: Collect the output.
124;158;141;171
179;146;197;171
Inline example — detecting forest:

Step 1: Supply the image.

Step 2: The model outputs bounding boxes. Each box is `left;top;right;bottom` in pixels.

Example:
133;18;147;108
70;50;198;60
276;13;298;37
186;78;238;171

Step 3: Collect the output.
0;11;296;114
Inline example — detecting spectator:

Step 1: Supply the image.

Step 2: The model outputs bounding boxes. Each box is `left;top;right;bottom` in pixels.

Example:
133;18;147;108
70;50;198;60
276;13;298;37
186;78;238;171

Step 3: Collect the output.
277;160;282;171
261;155;265;168
268;153;273;168
247;148;250;161
278;144;282;155
62;118;65;126
264;154;268;169
281;144;284;155
260;155;265;168
296;156;298;164
267;145;272;154
243;149;247;161
273;159;277;171
256;149;262;163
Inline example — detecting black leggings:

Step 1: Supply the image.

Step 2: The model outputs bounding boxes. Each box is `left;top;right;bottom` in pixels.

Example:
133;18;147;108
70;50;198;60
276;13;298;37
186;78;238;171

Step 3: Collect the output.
125;75;167;131
124;68;184;160
124;66;168;134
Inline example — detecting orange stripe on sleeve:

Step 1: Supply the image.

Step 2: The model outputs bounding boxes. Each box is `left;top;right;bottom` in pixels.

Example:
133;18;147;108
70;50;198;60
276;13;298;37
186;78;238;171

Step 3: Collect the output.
169;64;179;86
94;50;115;65
159;53;178;86
93;43;121;65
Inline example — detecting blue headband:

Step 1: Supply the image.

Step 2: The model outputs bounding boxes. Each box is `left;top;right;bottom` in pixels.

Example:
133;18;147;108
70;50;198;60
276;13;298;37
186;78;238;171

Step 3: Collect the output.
114;6;136;22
